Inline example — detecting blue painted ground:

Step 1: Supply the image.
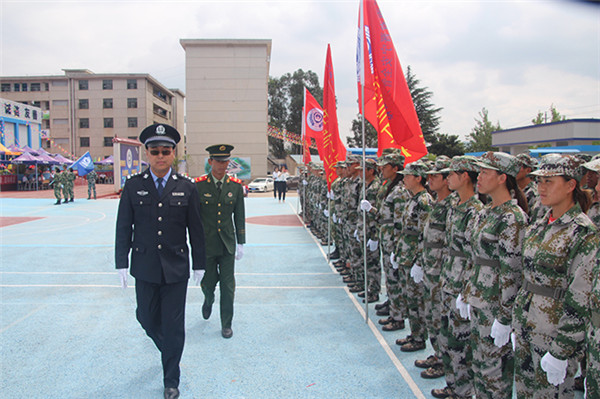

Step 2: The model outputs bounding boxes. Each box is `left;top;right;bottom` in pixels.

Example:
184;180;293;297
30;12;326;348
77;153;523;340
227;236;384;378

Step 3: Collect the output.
0;196;583;398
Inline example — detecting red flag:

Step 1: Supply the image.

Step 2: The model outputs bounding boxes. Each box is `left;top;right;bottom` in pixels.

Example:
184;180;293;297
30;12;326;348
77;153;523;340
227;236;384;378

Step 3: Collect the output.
357;0;427;162
322;44;347;190
303;88;324;161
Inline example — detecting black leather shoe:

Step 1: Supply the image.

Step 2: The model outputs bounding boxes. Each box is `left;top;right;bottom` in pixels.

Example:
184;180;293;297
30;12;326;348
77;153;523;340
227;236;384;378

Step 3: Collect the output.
375;300;389;310
358;291;366;298
202;300;212;320
330;249;340;259
222;327;233;338
164;387;180;399
382;320;405;331
378;316;393;325
363;294;379;303
376;307;390;316
349;286;363;293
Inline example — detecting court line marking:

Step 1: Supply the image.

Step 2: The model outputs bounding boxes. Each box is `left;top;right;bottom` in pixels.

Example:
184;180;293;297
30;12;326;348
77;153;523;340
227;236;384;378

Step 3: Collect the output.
0;284;344;289
0;304;48;334
0;272;335;276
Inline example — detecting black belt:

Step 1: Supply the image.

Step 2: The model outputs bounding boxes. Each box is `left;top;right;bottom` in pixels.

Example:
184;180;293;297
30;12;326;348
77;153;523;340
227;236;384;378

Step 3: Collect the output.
523;281;566;300
449;249;467;258
474;257;500;268
402;229;419;236
380;218;394;225
424;242;444;249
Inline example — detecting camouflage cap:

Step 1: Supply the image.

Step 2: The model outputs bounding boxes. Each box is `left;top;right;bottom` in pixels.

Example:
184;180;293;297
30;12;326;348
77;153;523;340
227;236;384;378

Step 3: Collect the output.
441;155;480;173
379;148;397;157
592;153;600;161
529;154;586;181
426;156;451;174
399;161;429;177
475;151;520;178
577;154;593;163
376;153;405;167
515;153;537;169
335;160;347;168
346;154;361;164
583;159;600;173
356;158;377;170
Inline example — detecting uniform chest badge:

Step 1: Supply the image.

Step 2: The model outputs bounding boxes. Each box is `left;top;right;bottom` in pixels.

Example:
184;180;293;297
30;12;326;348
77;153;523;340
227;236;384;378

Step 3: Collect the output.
227;192;233;198
204;193;212;198
137;190;149;196
172;192;185;196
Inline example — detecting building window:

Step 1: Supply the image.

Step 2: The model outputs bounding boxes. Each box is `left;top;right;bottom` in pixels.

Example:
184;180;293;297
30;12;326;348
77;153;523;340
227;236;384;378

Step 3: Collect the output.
52;100;68;107
127;98;137;108
104;137;114;147
128;117;138;128
31;83;41;92
32;110;38;120
1;83;10;92
21;83;28;92
44;83;49;91
79;99;89;109
79;80;88;90
13;83;20;92
80;137;90;147
153;104;168;118
104;118;113;128
103;98;113;109
102;79;113;90
79;118;89;128
127;79;137;89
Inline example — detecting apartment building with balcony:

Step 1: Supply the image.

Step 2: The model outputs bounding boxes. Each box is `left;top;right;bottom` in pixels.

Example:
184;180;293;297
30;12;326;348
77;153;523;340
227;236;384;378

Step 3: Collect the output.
0;69;184;160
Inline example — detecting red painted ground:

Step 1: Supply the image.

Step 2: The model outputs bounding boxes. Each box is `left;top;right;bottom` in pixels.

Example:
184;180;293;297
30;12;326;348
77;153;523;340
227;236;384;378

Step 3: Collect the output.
246;215;303;226
0;216;45;227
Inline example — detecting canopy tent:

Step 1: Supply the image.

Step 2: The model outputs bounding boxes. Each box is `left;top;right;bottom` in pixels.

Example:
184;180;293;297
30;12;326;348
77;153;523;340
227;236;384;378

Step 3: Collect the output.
95;155;114;165
53;154;74;164
0;143;21;156
6;144;23;155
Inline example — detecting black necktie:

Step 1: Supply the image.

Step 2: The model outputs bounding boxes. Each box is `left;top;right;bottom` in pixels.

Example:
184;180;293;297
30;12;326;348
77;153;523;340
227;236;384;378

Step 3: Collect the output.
216;181;222;195
157;177;164;197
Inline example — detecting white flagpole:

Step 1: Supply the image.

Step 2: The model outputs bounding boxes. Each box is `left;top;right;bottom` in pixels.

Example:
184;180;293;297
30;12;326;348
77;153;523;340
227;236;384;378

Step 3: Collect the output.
301;89;307;223
358;0;368;322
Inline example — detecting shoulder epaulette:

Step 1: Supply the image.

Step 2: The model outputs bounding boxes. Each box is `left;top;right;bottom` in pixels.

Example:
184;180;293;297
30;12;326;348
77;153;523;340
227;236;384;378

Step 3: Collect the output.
195;175;208;183
176;173;196;183
229;175;242;184
127;172;141;180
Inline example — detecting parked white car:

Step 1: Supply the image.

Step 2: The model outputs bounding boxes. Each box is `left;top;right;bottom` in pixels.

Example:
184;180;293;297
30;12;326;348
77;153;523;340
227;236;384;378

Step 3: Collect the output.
248;177;274;192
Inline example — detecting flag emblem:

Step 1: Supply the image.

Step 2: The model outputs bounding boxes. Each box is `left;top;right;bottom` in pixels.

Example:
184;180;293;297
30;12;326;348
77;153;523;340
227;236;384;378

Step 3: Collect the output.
306;108;323;132
156;125;166;135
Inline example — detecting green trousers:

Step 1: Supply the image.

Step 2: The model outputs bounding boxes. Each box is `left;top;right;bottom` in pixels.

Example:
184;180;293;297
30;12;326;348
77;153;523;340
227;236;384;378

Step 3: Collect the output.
202;252;236;329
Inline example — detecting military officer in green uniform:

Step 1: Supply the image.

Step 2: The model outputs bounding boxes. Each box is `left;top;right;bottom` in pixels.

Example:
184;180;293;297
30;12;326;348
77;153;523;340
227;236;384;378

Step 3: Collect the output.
195;144;246;339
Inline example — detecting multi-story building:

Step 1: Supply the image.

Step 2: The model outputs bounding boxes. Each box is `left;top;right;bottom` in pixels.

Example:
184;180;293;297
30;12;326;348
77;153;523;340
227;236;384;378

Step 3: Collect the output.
0;97;43;148
0;69;184;160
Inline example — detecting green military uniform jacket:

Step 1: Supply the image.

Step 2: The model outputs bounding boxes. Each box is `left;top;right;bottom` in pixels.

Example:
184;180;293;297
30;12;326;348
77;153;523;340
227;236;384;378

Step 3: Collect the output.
195;174;246;256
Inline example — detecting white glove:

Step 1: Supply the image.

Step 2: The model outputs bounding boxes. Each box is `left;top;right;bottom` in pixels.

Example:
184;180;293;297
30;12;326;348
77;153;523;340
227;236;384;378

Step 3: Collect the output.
332;214;337;223
235;244;244;260
329;190;334;200
324;209;329;218
193;269;205;286
511;332;516;352
490;319;511;348
410;264;424;283
354;229;360;242
302;180;308;185
360;199;372;212
455;294;471;320
540;352;568;386
118;269;128;289
390;252;399;270
318;203;322;210
367;239;378;252
326;191;331;199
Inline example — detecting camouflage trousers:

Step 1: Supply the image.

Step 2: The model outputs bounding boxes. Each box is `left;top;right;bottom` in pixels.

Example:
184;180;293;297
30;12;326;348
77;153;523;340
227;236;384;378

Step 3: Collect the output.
365;244;381;294
63;185;72;200
512;322;578;398
587;334;599;399
400;265;427;343
87;182;96;199
53;185;62;200
382;246;405;320
423;272;442;357
440;291;473;398
345;224;363;287
470;306;514;399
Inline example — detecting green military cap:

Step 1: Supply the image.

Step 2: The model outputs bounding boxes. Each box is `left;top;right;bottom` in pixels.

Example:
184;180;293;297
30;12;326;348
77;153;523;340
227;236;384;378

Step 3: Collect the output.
441;155;480;173
377;153;405;167
475;151;520;178
426;155;451;174
378;148;396;159
346;154;361;164
205;144;234;161
530;154;586;181
356;158;377;170
398;161;429;177
335;160;347;168
583;159;600;173
515;153;537;169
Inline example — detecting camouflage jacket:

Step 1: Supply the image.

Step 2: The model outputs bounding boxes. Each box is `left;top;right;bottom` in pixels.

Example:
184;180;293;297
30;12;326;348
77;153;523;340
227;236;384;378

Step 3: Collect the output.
344;175;362;224
395;189;433;267
422;192;458;277
523;180;539;215
587;201;600;227
441;195;484;296
462;199;528;325
514;204;599;360
86;170;97;183
377;182;411;252
357;177;381;241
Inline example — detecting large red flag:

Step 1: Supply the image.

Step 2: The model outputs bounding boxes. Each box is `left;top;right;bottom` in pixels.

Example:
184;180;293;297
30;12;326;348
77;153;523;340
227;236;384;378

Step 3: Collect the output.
322;44;347;189
303;87;324;161
357;0;427;162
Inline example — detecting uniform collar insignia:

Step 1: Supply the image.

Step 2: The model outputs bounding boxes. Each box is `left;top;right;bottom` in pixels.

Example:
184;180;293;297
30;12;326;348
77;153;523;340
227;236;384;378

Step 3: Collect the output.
204;193;212;197
137;190;149;196
173;175;178;180
143;174;149;179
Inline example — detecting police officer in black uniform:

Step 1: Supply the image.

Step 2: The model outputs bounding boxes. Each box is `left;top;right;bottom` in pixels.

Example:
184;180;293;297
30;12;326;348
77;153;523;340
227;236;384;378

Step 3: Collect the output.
115;123;206;399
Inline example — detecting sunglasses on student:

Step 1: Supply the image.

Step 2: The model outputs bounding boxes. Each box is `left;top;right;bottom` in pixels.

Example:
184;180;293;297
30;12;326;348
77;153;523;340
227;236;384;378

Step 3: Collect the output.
149;149;173;156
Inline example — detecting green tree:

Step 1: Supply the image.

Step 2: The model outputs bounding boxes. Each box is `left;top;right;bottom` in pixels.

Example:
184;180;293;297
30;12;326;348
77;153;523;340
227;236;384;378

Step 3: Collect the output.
428;133;465;157
268;69;321;157
348;66;442;149
531;104;566;125
466;108;500;152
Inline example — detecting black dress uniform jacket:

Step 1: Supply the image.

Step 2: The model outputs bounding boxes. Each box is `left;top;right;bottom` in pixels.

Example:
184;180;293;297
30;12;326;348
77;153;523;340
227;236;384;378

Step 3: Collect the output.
115;169;206;283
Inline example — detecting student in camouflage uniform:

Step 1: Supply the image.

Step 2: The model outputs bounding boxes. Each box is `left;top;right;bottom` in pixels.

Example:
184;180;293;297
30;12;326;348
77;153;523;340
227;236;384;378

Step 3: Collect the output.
371;152;411;332
416;156;455;379
87;169;98;200
516;153;541;218
341;155;362;287
394;162;433;352
329;162;346;262
52;166;64;205
354;159;381;301
434;156;483;399
333;162;350;272
585;242;600;398
63;167;76;202
460;152;528;399
583;158;600;227
512;155;599;398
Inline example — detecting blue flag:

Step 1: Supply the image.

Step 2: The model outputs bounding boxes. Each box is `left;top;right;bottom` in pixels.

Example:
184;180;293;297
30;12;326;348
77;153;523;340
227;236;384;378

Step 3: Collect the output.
71;151;95;176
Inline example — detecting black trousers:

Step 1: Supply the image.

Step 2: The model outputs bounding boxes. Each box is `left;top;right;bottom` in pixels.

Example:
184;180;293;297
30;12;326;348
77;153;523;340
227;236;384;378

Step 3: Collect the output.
276;181;287;200
135;278;188;388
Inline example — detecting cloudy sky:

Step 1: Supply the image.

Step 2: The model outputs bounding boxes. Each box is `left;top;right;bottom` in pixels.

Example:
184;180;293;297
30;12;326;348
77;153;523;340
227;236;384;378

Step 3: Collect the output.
1;0;598;144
